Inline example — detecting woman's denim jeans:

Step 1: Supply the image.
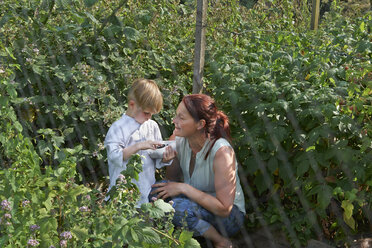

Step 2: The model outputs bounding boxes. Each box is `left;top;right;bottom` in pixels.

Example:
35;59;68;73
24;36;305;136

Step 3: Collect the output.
149;181;245;237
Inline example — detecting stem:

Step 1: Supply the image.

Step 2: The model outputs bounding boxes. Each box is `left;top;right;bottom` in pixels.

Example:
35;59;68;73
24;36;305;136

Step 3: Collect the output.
150;227;180;245
96;0;128;35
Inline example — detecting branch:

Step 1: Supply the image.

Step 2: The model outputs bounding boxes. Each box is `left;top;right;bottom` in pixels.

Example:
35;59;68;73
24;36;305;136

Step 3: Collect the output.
150;227;180;245
96;0;128;35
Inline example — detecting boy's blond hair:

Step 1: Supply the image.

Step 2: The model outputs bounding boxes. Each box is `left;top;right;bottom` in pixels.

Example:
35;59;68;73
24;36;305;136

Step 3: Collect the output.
127;78;163;113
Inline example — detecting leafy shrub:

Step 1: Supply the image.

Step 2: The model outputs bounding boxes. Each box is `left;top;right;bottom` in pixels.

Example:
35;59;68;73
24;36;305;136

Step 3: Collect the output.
205;2;371;246
1;0;193;182
1;0;371;246
0;68;199;247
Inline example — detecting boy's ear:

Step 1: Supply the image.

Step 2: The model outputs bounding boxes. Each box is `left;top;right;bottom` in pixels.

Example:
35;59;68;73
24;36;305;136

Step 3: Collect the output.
128;99;136;108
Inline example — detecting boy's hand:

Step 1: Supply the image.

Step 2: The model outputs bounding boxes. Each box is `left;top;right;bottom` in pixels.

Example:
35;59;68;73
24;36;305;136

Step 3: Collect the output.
162;145;177;163
138;140;162;150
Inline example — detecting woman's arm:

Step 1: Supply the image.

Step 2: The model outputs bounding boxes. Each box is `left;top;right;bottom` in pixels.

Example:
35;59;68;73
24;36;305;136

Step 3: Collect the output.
185;146;236;217
153;146;236;217
165;156;183;182
212;146;236;216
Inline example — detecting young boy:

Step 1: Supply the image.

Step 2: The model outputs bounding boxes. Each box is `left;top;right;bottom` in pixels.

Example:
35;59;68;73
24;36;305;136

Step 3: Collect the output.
104;78;174;206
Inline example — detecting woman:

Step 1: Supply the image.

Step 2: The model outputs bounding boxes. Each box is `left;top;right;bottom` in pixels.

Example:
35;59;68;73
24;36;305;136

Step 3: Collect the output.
152;94;245;248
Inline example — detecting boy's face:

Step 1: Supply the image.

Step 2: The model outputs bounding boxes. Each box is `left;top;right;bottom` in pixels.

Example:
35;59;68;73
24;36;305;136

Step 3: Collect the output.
130;100;154;124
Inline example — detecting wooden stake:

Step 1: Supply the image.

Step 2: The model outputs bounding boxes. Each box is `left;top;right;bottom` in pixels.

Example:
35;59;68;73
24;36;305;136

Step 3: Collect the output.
310;0;321;30
192;0;207;94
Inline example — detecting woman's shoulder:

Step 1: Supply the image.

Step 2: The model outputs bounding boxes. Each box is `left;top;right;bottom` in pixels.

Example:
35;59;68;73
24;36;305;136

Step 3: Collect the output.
213;138;232;150
209;138;233;158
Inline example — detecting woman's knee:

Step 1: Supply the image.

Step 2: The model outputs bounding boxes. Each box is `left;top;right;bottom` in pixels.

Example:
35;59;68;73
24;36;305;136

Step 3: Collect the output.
172;198;200;230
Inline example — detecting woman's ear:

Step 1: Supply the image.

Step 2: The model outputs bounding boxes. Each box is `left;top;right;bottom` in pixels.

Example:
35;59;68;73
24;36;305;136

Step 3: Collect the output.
197;119;206;130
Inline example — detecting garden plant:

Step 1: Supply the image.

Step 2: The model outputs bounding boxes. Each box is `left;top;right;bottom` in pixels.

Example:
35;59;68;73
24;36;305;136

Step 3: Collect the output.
0;0;371;247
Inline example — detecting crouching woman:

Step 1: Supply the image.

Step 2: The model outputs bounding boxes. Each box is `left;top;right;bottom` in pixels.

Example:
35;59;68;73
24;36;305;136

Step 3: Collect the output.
151;94;245;248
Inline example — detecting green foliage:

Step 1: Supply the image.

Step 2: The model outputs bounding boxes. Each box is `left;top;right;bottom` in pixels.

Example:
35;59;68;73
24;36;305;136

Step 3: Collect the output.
0;69;199;247
0;0;371;247
0;0;192;181
204;1;371;246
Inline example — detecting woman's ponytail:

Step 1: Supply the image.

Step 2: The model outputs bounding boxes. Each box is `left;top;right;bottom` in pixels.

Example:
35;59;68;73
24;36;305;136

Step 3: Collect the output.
212;111;231;142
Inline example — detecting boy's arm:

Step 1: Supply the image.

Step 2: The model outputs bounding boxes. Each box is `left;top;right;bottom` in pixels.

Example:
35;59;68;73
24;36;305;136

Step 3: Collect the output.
152;123;176;167
122;140;160;161
105;124;126;168
105;123;160;164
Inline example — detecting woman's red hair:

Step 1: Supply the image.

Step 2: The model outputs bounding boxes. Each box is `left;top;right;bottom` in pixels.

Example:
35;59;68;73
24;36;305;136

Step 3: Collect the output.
182;94;231;159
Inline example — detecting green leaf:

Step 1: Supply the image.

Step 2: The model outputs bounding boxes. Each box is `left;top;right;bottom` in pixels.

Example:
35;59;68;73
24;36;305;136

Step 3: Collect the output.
184;238;201;248
136;10;152;25
51;135;65;147
14;121;23;132
121;225;129;238
39;217;57;234
32;64;43;74
37;128;55;135
267;157;278;174
54;167;66;177
245;156;258;174
270;214;280;224
361;137;371;153
333;187;343;196
38;140;51;156
306;146;315;152
6;86;17;98
131;228;139;242
0;96;8;107
0;14;11;29
72;227;89;241
84;0;99;7
69;186;88;199
85;12;99;25
341;200;354;219
43;195;54;211
141;227;161;244
108;15;121;26
317;185;333;209
154;199;174;213
343;213;356;230
5;47;16;60
342;200;356;230
359;21;365;32
179;230;193;243
253;172;268;195
123;27;140;41
297;160;309;177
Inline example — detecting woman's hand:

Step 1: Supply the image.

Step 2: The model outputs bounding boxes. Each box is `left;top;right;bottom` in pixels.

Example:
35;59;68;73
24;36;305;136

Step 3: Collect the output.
151;181;184;199
162;145;177;163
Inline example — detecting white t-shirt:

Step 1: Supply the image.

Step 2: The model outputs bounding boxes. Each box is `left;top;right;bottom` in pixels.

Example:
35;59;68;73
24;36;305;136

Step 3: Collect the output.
104;114;169;207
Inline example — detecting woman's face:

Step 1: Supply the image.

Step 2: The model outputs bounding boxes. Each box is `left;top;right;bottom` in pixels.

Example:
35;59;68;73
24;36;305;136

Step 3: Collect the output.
173;102;198;137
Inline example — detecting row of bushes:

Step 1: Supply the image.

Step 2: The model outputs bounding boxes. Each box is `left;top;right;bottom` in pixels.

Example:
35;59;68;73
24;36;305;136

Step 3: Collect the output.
205;2;371;245
0;71;199;247
1;0;371;246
